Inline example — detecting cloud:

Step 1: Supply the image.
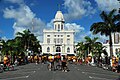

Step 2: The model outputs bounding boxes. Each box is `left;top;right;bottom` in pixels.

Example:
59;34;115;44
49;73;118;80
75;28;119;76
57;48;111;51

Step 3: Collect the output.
88;31;109;42
71;28;109;42
3;4;45;41
5;0;24;4
76;31;109;43
63;0;96;21
1;36;8;41
65;23;85;42
95;0;120;12
2;0;109;43
65;23;84;32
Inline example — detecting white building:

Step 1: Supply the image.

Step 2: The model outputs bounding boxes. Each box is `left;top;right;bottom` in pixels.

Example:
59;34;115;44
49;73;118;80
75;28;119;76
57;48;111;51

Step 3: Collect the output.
103;32;120;57
42;10;75;55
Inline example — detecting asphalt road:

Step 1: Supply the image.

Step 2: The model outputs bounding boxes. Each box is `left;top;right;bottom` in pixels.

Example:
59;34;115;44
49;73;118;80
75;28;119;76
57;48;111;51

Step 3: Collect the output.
0;63;120;80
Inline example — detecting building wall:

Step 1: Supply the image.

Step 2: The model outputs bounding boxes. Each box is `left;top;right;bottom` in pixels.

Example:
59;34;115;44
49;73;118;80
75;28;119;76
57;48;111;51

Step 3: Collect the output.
103;33;120;57
42;30;74;55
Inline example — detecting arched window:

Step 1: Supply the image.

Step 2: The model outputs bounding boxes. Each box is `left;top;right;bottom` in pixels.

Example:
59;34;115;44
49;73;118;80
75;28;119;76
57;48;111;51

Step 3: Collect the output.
61;24;63;30
58;24;60;31
55;24;56;30
47;47;50;52
67;47;70;53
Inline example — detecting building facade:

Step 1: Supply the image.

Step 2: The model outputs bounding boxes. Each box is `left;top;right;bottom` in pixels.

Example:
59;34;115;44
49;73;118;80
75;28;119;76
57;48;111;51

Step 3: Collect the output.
103;32;120;57
42;10;75;55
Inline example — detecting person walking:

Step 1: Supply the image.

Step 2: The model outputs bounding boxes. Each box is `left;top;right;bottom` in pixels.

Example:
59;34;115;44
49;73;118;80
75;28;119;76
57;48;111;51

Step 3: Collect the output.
34;54;39;64
48;54;55;71
61;55;68;72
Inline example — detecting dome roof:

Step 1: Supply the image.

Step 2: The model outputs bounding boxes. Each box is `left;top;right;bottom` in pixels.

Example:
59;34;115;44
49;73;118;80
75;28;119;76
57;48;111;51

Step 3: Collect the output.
54;11;64;22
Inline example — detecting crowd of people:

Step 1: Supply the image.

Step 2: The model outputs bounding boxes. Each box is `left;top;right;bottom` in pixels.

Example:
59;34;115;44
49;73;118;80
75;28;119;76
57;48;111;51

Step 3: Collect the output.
1;53;120;73
1;53;72;72
47;53;69;72
111;56;120;73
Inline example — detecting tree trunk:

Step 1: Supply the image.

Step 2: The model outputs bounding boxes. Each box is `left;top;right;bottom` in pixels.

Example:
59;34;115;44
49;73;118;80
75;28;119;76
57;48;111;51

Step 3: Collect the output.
109;33;113;58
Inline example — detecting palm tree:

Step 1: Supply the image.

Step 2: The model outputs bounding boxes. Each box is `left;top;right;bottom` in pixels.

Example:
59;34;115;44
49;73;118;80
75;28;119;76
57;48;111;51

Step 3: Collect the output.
84;36;99;55
16;29;41;54
84;36;100;63
16;29;31;50
92;42;106;58
7;39;17;63
1;40;9;55
76;42;86;59
14;37;24;54
90;9;120;58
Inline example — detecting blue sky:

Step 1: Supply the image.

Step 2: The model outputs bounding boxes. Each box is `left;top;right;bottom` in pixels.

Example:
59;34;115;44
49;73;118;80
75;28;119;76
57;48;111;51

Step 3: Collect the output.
0;0;120;42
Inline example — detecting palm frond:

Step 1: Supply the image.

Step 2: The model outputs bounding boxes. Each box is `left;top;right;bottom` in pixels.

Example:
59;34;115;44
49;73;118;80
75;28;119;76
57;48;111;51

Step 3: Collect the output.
100;11;108;23
90;22;108;35
108;9;116;18
113;14;120;23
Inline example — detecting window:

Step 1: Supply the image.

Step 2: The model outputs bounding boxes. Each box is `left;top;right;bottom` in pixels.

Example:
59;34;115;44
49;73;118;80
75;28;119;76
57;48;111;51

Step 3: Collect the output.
47;38;50;43
47;47;50;52
67;47;70;53
61;35;63;37
57;39;60;43
114;33;119;44
47;35;50;37
67;39;70;44
61;39;63;43
54;39;56;43
58;24;60;31
54;35;56;37
61;24;63;30
67;35;70;37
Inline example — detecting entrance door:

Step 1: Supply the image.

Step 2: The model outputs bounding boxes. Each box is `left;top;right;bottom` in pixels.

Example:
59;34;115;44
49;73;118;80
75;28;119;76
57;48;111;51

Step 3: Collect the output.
56;47;61;52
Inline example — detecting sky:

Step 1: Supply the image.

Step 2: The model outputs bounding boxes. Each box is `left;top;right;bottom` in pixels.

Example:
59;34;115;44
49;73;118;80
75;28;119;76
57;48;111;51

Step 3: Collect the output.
0;0;120;43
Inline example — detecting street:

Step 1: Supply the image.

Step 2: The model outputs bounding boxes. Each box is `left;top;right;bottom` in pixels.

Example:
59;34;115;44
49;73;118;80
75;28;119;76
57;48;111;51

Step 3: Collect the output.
0;63;120;80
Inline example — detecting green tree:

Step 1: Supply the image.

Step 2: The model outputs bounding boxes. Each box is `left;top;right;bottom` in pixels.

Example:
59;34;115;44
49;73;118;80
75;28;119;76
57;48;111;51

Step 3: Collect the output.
16;29;41;54
16;29;31;50
0;29;41;63
92;42;105;57
0;40;7;55
76;36;101;60
84;36;99;56
90;9;120;58
76;42;86;59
